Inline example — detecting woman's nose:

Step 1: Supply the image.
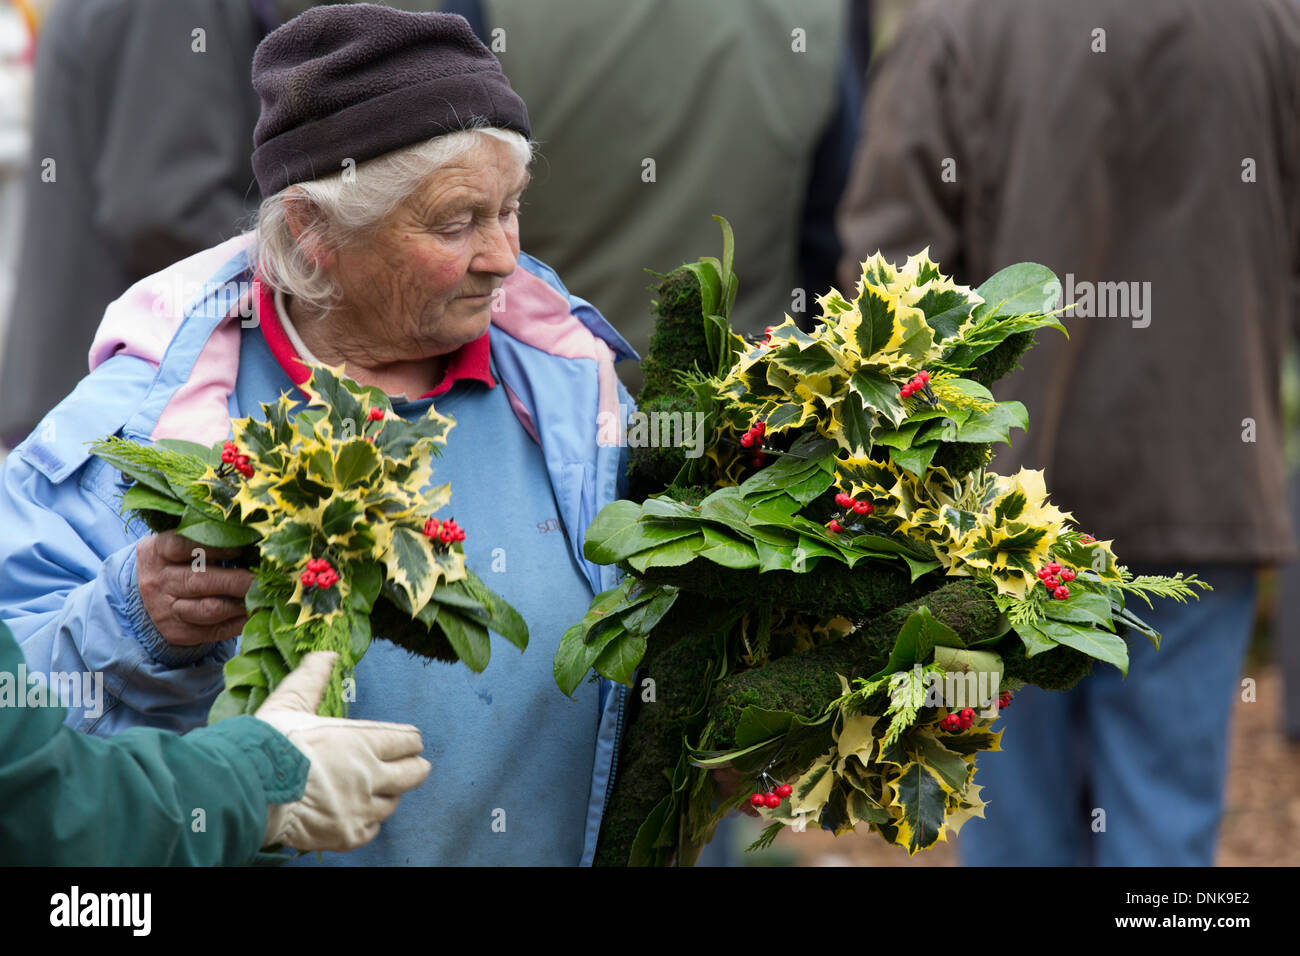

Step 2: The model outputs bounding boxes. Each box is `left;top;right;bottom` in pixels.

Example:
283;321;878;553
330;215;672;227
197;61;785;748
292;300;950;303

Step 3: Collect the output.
472;219;518;276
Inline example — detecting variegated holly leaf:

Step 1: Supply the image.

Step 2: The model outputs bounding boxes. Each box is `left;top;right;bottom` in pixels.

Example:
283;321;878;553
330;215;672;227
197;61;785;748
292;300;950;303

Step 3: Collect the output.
887;761;948;854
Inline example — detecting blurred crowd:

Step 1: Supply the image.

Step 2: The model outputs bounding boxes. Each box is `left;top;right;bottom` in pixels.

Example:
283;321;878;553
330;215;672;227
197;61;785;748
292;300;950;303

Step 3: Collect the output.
0;0;1296;867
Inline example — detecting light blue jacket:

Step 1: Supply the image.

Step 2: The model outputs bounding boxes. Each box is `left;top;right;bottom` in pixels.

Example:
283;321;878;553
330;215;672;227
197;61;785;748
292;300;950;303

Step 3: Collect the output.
0;234;637;865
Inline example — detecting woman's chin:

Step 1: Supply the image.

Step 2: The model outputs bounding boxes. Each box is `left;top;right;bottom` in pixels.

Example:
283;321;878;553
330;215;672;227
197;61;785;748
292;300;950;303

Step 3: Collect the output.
415;306;492;355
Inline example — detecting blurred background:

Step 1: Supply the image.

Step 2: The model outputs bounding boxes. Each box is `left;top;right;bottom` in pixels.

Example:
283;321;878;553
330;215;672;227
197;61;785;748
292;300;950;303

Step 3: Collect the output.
0;0;1294;865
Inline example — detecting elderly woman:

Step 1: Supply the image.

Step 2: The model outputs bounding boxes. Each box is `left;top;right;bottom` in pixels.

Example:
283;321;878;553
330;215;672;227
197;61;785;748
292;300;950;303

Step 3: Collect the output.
0;5;634;866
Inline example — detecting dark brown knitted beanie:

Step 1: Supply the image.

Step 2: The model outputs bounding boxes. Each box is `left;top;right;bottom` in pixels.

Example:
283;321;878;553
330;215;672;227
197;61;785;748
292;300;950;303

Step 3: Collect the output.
251;3;530;196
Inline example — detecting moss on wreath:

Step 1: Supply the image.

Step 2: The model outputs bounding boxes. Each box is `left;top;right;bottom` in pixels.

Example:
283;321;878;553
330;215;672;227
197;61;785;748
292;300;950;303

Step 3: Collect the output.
707;579;1004;745
640;558;924;624
627;269;714;501
968;330;1035;389
998;634;1095;690
593;592;722;867
369;595;459;665
638;270;709;404
931;441;992;480
626;391;699;502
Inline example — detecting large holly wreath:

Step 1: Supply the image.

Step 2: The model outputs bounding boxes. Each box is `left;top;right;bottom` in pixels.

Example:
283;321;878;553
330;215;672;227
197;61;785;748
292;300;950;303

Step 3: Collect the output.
92;366;528;721
558;220;1206;866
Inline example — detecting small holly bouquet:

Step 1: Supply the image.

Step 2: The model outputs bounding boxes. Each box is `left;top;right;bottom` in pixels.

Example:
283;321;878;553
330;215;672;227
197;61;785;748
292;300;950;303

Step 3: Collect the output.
562;220;1206;865
92;365;527;721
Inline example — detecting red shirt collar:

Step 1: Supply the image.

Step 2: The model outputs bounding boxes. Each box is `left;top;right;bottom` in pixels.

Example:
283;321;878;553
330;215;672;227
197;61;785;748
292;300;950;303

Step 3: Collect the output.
252;276;496;400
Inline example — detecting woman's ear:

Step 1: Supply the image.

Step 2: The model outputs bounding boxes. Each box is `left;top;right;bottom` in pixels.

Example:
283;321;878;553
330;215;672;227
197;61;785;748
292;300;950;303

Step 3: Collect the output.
283;187;336;271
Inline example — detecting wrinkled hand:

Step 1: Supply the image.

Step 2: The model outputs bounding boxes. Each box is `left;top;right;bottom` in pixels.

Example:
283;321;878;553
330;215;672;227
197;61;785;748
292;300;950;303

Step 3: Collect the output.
137;530;253;646
256;652;432;852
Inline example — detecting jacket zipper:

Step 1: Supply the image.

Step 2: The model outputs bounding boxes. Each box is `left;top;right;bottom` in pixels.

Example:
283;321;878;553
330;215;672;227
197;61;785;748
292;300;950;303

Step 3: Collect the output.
601;681;629;816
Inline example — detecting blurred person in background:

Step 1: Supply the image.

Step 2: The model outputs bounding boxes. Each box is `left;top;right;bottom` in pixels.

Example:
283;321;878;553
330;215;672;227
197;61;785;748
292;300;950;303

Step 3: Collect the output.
0;0;37;459
837;0;1300;865
0;0;442;449
443;0;863;392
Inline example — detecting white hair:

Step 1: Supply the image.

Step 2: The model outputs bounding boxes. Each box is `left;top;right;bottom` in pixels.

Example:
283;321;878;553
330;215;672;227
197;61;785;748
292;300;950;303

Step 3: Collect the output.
253;126;534;313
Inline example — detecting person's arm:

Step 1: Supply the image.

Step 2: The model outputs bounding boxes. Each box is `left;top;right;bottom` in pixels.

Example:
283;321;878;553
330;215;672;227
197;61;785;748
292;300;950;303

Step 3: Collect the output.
835;9;967;287
0;625;431;866
0;619;299;865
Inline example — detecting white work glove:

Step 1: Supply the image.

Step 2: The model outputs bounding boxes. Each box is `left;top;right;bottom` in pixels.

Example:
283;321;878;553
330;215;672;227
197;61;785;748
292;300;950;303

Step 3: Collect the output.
254;652;431;852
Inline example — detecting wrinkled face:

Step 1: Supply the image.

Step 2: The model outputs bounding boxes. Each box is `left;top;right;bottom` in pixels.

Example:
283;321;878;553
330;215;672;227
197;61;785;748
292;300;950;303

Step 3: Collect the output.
329;136;528;358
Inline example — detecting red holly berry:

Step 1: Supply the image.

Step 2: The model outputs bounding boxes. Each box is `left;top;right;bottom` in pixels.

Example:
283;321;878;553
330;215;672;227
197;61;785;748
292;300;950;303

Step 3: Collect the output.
960;708;974;720
220;448;236;464
998;691;1012;709
368;407;385;422
1060;567;1076;582
740;433;754;448
319;570;338;588
1053;585;1070;600
835;492;852;508
1047;561;1061;574
900;384;914;399
1043;575;1060;589
916;370;930;384
753;420;766;437
237;463;254;478
853;500;873;515
300;570;317;588
959;715;973;730
765;793;781;809
1037;567;1050;580
424;518;440;538
1080;533;1096;543
776;784;793;798
750;793;765;808
827;519;844;534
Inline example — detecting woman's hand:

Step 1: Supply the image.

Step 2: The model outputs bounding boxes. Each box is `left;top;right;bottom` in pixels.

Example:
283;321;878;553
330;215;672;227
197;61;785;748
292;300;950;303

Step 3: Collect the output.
136;531;254;646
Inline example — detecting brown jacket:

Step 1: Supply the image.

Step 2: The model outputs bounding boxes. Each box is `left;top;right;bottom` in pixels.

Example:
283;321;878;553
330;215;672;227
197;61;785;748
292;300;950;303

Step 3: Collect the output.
838;0;1300;564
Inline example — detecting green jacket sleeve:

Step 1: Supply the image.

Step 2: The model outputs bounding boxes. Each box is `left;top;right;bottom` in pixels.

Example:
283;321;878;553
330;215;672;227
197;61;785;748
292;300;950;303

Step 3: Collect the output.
0;621;309;865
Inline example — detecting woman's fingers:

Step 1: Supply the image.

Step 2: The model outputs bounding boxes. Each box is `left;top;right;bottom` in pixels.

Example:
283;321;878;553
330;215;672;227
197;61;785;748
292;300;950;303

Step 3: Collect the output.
151;529;247;564
155;616;248;647
172;595;249;627
164;563;254;599
137;532;254;647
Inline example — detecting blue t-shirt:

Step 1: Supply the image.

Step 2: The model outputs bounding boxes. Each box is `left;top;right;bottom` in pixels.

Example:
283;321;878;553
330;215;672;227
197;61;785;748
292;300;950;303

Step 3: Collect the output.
232;327;601;865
